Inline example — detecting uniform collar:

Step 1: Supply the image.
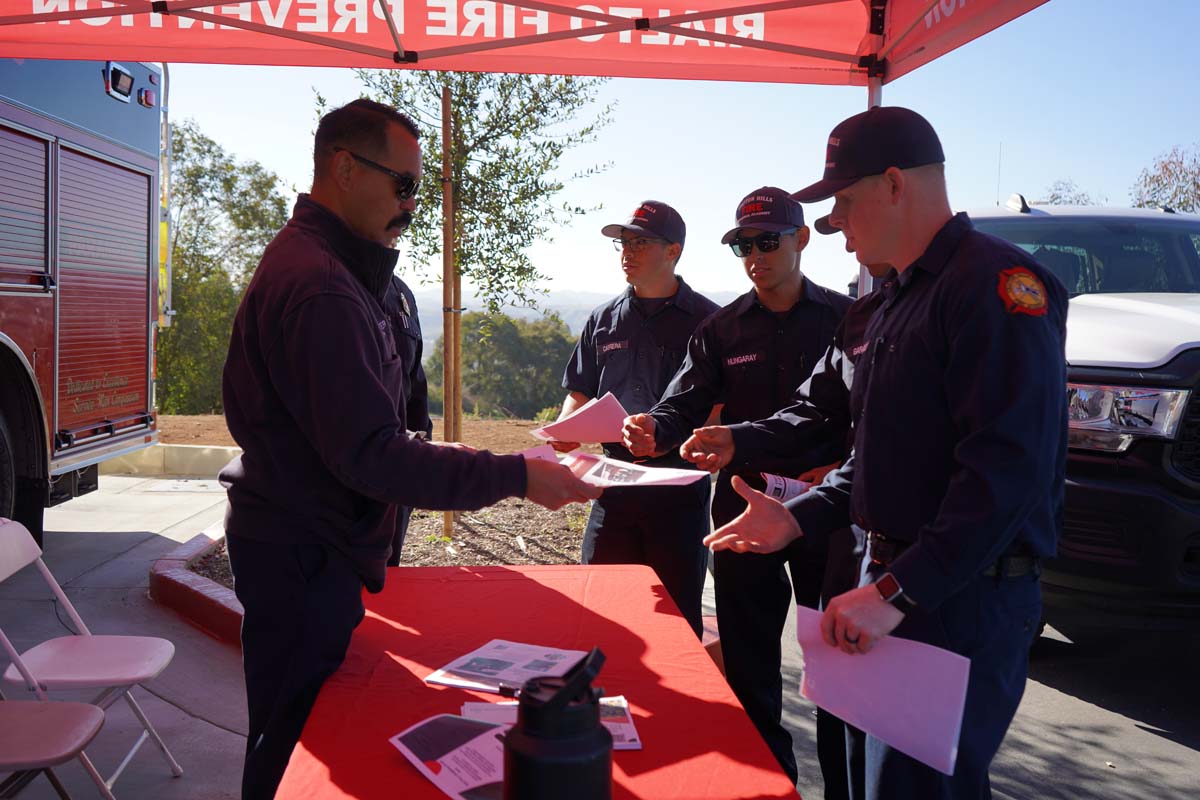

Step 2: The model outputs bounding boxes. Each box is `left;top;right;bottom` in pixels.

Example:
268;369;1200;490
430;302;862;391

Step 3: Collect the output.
621;276;704;315
901;212;972;285
290;194;399;301
737;276;835;317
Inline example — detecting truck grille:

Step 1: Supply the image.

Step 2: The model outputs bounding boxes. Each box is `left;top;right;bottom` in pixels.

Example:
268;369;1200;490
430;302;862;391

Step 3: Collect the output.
1061;507;1139;565
1172;388;1200;481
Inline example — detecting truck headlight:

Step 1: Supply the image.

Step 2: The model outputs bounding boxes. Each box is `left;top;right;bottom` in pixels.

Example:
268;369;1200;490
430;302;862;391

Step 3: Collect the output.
1067;384;1190;452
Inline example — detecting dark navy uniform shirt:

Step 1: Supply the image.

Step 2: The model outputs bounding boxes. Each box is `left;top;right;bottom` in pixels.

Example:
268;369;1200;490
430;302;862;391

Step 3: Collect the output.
646;278;851;523
563;277;720;465
384;276;433;441
786;213;1068;610
727;286;885;478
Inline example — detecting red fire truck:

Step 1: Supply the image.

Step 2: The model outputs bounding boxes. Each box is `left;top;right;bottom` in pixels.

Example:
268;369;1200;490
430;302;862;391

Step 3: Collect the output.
0;58;170;544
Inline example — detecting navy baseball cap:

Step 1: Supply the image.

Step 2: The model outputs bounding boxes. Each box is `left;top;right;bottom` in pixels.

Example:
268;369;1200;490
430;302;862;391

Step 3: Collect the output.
790;106;945;204
601;200;686;246
720;187;806;244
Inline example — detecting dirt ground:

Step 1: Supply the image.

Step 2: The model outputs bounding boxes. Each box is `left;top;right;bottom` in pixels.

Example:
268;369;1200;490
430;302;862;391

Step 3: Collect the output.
157;414;548;455
164;414;593;587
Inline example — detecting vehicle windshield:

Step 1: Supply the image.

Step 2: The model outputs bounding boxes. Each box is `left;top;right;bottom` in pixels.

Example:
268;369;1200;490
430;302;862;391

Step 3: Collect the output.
973;217;1200;296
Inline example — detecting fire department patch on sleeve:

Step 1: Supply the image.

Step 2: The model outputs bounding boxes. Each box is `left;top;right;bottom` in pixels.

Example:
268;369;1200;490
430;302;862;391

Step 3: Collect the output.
997;267;1048;316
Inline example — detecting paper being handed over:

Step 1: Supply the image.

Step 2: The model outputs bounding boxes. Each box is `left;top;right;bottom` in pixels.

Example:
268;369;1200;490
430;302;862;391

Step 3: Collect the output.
561;452;706;488
531;392;628;444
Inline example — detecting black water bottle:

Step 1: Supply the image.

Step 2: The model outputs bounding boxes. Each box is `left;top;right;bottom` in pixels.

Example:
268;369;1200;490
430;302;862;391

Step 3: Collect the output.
503;647;613;800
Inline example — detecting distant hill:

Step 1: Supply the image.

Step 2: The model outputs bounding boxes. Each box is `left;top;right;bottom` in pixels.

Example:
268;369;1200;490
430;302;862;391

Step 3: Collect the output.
409;287;741;348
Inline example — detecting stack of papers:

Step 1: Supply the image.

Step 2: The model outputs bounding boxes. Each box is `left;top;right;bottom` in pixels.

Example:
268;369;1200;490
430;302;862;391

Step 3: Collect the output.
397;638;643;799
531;392;627;444
424;639;588;694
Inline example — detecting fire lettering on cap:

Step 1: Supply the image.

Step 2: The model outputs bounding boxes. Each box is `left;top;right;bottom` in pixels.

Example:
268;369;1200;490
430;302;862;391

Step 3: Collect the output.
740;201;765;215
828;136;840;146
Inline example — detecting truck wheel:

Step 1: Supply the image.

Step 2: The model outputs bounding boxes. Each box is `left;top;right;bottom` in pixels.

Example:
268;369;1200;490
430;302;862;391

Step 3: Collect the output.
0;412;15;520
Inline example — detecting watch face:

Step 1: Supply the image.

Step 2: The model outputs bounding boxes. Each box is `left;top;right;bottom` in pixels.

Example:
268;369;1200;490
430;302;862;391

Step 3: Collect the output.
876;573;901;600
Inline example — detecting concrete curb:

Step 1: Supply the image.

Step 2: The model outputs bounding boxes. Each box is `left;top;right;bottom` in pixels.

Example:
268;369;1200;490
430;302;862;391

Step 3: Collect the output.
149;523;243;648
101;443;242;477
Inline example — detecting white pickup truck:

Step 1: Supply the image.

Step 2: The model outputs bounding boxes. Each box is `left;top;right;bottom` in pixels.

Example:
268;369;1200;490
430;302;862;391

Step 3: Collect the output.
972;199;1200;630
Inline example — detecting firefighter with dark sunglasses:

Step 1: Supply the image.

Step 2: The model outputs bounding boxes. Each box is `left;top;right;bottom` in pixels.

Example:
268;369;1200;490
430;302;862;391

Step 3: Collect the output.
622;186;850;784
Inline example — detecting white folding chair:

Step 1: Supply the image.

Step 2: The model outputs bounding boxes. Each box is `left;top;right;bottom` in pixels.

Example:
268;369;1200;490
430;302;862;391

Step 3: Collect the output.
0;518;183;796
0;697;107;799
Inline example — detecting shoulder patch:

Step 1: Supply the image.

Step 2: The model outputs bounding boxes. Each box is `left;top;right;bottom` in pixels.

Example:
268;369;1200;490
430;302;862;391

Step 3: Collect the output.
997;267;1048;316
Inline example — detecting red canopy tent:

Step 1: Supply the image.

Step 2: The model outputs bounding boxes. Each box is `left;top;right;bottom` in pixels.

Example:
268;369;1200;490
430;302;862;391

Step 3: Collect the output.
2;0;1046;93
2;0;1049;528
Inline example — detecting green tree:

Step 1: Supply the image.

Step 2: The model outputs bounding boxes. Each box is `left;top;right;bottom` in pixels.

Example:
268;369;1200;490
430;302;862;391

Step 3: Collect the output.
344;70;612;314
1132;144;1200;212
426;312;576;419
157;120;290;413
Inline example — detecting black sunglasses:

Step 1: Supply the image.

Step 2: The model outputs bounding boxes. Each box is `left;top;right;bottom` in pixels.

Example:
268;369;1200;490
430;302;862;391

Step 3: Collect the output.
335;147;420;201
729;228;797;258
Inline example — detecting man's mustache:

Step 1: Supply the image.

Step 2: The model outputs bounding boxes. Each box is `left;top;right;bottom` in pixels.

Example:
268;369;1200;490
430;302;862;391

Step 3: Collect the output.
389;211;413;232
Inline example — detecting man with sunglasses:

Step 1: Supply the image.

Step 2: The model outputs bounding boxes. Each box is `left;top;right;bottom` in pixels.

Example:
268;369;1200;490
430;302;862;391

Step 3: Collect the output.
220;98;600;800
554;200;719;639
621;187;850;784
677;253;895;800
704;107;1067;800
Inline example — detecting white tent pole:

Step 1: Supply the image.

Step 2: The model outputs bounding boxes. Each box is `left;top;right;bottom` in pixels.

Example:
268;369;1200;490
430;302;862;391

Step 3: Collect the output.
375;0;407;60
857;75;882;297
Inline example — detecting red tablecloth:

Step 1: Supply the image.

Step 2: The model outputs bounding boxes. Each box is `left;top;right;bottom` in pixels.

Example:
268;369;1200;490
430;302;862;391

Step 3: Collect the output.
277;564;798;799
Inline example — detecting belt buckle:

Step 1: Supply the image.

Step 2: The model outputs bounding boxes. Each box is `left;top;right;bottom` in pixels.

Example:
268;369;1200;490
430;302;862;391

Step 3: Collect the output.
867;531;890;566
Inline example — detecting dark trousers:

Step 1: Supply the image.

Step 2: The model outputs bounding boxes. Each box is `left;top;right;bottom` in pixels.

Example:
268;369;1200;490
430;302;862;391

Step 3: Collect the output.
226;533;366;800
848;561;1042;800
713;545;822;785
581;479;711;638
386;505;414;567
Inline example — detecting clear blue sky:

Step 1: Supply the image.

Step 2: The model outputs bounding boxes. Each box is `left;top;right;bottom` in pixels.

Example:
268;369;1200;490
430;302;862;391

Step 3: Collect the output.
167;0;1200;302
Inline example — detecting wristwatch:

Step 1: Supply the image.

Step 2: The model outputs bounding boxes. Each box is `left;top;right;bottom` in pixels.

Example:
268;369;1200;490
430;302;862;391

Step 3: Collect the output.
875;572;917;614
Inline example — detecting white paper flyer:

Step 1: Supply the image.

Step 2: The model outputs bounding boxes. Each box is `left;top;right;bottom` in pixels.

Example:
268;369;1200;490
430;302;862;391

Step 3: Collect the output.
425;639;588;694
389;714;506;800
761;472;810;502
460;695;642;750
562;452;707;488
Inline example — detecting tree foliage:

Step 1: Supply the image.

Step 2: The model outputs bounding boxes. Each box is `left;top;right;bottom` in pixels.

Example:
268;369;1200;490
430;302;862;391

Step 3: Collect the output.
345;70;612;314
1131;144;1200;212
426;312;576;419
157;120;290;413
1040;178;1102;206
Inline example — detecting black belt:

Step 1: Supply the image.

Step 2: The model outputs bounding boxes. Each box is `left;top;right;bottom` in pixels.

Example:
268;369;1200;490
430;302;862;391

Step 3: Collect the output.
866;532;1041;578
982;555;1042;578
